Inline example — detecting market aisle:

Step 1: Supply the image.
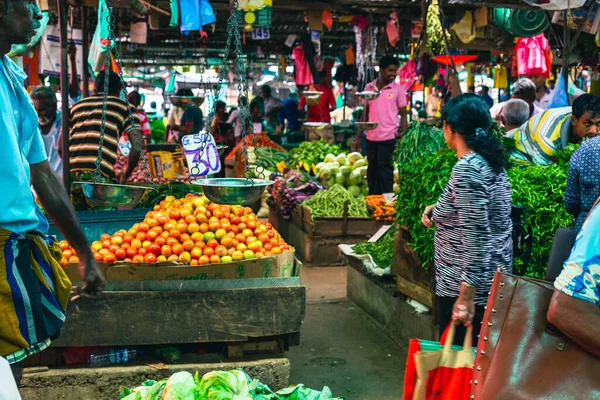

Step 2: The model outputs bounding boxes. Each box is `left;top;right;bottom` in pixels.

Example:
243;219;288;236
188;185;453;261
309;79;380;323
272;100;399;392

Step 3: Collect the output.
288;267;406;399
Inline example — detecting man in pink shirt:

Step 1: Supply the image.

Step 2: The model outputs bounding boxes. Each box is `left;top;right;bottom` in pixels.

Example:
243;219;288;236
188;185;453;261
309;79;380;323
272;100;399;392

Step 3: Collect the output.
359;56;407;194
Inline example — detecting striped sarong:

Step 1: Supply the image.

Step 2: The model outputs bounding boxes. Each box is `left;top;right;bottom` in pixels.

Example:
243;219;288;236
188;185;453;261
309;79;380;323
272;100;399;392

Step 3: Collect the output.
0;229;71;364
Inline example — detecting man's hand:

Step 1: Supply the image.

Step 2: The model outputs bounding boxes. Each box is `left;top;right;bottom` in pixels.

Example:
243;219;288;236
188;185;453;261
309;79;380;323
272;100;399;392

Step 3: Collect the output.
421;204;436;228
71;257;105;302
67;40;77;60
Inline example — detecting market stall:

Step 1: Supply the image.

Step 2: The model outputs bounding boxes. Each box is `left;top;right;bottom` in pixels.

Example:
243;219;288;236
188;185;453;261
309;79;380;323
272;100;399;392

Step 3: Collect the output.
267;142;393;265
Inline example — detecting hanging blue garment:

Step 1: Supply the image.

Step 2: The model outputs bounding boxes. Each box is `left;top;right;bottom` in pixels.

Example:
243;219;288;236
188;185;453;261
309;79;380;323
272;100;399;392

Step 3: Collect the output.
179;0;215;32
169;0;179;27
199;0;216;26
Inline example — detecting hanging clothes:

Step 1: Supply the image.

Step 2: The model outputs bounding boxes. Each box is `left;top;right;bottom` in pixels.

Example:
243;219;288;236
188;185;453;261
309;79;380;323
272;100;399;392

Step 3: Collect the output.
386;11;400;47
292;44;313;86
493;65;508;89
513;34;552;77
474;7;488;28
451;11;476;44
346;43;355;65
169;0;179;27
301;33;320;84
179;0;215;33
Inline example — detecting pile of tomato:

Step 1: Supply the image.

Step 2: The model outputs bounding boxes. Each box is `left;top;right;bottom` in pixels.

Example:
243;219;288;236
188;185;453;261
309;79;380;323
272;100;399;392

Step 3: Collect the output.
59;194;292;267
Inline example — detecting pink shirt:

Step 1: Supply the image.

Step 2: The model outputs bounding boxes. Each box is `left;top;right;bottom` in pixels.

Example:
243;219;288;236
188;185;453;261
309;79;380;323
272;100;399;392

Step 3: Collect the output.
365;80;407;142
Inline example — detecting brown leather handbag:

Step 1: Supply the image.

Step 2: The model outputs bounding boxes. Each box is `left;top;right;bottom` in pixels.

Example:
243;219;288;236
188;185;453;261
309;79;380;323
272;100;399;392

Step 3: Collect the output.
470;271;600;400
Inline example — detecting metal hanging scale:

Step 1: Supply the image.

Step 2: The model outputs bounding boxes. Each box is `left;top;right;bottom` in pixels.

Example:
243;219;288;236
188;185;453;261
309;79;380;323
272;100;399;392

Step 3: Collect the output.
73;0;154;209
190;0;272;206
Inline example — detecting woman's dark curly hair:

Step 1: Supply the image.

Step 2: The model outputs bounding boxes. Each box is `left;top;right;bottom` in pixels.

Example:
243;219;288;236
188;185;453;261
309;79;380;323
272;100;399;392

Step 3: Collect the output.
441;93;506;173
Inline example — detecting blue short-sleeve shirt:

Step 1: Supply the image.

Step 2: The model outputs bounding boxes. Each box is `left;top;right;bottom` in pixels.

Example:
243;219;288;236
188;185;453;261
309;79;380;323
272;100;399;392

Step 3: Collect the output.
555;205;600;307
0;56;48;234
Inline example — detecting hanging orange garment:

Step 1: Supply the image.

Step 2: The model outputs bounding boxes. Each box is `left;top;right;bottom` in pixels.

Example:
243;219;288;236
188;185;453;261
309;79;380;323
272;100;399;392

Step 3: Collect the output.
346;44;355;65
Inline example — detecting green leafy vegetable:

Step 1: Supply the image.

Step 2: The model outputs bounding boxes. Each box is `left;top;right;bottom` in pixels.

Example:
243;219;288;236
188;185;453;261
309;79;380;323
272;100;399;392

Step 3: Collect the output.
196;370;251;400
353;226;397;268
395;121;446;166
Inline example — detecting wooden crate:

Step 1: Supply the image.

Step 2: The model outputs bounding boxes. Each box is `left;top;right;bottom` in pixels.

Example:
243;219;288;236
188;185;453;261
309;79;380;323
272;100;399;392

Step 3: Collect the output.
52;279;306;347
392;228;436;309
294;205;384;238
272;207;370;265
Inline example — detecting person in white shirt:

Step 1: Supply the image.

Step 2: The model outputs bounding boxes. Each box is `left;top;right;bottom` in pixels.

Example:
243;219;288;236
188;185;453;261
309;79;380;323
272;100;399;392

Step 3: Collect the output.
500;99;530;135
490;78;542;123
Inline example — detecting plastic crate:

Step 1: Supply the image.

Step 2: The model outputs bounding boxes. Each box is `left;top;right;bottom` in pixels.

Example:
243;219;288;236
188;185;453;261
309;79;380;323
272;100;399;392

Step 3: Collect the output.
48;209;152;242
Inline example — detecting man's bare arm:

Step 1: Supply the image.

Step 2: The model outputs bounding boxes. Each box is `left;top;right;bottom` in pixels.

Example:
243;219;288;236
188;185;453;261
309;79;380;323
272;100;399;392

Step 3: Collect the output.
30;160;104;293
547;290;600;357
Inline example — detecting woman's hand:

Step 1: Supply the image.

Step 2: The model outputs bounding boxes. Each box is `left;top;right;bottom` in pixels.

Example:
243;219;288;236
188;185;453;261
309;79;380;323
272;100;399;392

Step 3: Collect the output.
421;204;436;228
452;283;476;326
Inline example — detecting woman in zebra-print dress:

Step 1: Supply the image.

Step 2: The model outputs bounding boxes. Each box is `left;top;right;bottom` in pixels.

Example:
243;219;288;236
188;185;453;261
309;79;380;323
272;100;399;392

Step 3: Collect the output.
421;94;513;345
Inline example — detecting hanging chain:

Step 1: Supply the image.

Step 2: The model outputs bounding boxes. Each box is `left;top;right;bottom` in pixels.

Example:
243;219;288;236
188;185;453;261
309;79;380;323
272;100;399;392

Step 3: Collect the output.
188;0;258;183
94;0;153;185
229;0;263;182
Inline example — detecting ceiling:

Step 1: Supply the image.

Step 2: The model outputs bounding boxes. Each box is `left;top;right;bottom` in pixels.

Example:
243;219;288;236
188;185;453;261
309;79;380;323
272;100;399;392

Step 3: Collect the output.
53;0;558;68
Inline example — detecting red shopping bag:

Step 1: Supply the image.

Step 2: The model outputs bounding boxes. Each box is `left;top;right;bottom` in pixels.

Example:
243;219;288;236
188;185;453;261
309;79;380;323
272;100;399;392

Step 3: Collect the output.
413;324;474;400
402;339;422;400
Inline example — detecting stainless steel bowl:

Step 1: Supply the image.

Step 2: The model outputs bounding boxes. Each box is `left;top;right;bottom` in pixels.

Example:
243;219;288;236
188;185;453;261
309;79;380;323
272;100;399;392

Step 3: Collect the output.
357;91;380;101
191;178;274;205
303;91;322;106
74;182;153;209
169;95;205;108
355;122;379;131
303;122;331;130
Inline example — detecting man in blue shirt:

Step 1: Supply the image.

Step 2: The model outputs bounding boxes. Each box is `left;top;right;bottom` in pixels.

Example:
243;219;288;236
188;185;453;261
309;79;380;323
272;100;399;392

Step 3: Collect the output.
0;0;104;384
480;85;494;108
279;92;301;132
564;136;600;234
548;198;600;357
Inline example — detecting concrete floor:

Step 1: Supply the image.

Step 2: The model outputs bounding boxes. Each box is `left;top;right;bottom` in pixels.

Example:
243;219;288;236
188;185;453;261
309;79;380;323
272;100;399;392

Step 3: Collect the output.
288;267;407;399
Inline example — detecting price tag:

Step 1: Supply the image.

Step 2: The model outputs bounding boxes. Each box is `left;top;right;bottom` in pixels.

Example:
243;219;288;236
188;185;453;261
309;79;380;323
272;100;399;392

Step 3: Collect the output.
118;137;131;157
181;132;222;177
252;28;270;40
252;122;263;134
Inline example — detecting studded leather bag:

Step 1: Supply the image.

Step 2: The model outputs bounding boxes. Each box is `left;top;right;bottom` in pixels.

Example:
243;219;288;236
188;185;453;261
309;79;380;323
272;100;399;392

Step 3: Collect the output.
470;271;600;400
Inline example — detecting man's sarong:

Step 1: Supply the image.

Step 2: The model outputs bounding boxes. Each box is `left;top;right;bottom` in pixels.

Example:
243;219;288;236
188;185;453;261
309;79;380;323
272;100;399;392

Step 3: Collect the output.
0;230;71;363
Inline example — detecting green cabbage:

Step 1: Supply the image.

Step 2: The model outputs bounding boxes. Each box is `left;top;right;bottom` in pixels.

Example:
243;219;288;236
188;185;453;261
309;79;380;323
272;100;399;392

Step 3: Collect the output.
323;153;337;163
348;185;361;198
163;372;196;400
335;172;345;185
335;154;347;166
347;152;362;164
353;159;367;169
197;370;251;400
347;170;363;186
340;165;352;176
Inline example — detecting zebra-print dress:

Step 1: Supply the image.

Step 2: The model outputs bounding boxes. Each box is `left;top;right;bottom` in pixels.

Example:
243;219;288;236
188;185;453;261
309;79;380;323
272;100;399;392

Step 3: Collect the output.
432;152;513;306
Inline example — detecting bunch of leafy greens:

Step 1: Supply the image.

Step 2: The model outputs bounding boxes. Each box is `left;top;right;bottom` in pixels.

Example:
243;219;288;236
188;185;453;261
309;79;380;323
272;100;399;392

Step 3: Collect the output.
394;145;457;271
394;121;446;166
353;226;397;268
